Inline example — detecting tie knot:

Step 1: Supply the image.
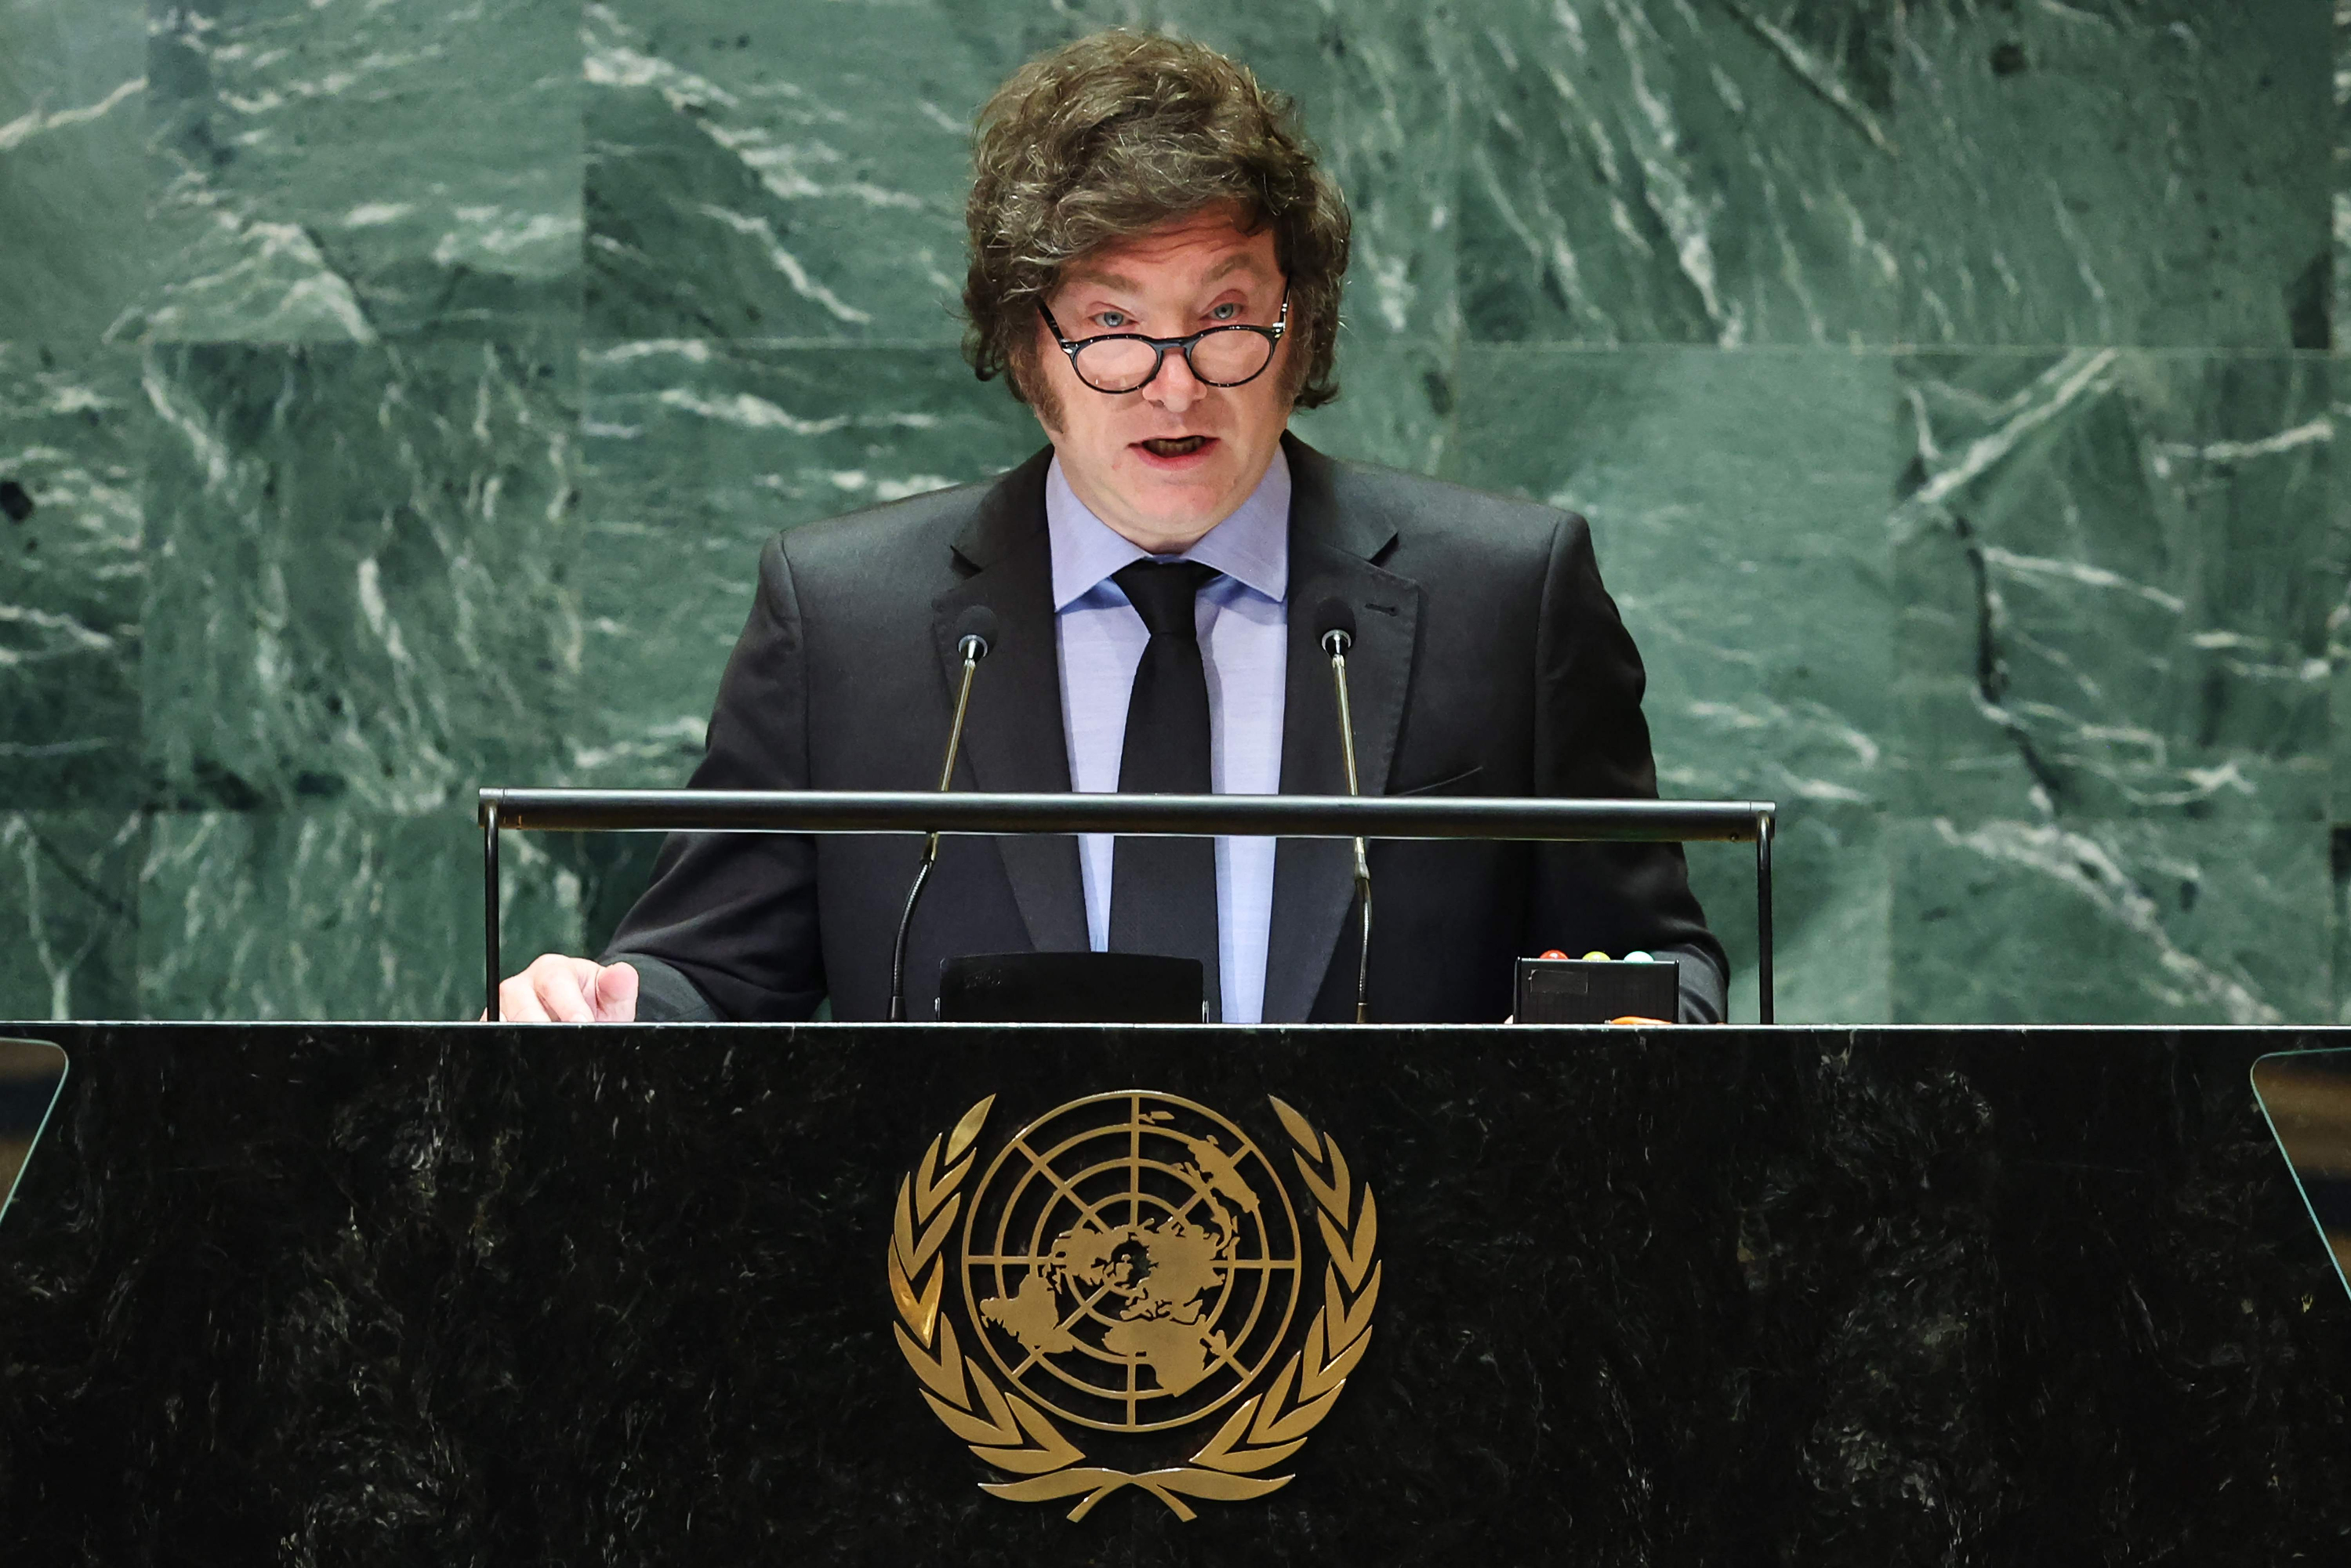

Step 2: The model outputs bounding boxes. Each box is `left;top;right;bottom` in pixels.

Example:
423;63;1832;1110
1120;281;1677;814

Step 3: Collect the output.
1113;560;1220;639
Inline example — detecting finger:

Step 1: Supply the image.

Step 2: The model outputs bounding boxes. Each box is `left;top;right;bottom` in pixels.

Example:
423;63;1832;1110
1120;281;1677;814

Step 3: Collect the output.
1605;1015;1671;1026
593;961;639;1022
531;956;597;1023
497;973;553;1022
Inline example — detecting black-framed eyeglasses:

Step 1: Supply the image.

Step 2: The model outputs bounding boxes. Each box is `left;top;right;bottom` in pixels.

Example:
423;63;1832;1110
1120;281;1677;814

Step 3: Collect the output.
1038;291;1289;394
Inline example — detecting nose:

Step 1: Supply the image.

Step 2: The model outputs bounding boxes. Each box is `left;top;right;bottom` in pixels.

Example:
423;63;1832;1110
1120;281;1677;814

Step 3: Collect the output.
1143;344;1204;411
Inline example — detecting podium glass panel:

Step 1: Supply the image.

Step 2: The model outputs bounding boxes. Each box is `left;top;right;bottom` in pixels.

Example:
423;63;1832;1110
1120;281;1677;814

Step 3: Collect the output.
2251;1050;2351;1298
0;1037;67;1231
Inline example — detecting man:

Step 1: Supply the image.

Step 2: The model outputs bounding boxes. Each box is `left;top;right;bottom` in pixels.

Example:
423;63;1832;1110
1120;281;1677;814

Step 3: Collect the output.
497;30;1727;1025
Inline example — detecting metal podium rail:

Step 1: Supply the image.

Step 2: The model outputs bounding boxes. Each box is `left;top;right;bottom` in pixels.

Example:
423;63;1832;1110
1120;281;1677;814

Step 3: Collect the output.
475;789;1779;1022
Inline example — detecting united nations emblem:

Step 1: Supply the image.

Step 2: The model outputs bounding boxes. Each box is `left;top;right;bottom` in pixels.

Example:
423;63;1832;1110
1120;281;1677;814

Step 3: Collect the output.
887;1091;1381;1520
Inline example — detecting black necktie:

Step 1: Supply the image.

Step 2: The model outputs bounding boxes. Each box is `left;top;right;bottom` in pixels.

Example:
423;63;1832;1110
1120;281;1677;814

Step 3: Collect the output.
1108;560;1222;1022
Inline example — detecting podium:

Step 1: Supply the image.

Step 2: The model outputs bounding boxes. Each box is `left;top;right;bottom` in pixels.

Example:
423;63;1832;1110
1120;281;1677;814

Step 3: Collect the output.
0;1021;2346;1562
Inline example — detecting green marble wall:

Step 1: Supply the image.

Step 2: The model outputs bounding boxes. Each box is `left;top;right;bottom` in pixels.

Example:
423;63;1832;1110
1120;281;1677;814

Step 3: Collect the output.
2;0;2342;1024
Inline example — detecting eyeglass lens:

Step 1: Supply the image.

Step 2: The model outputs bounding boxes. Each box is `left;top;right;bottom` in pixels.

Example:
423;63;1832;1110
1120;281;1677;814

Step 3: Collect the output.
1073;328;1274;393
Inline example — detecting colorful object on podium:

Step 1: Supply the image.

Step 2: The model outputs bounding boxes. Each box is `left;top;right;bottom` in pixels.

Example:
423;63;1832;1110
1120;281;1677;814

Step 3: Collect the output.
1514;955;1679;1024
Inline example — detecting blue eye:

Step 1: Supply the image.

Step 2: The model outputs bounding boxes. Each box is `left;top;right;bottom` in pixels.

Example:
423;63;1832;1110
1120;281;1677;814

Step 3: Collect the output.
1210;303;1239;321
1094;311;1128;331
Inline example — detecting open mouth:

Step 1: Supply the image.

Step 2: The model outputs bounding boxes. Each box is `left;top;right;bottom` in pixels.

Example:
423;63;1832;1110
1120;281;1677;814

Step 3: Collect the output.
1138;435;1213;458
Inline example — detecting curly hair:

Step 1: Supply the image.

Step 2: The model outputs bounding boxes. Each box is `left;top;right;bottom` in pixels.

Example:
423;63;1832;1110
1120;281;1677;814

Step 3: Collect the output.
962;31;1351;420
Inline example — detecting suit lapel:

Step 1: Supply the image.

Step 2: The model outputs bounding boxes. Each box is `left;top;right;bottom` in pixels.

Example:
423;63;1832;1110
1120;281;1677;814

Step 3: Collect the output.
933;448;1090;953
1262;436;1421;1023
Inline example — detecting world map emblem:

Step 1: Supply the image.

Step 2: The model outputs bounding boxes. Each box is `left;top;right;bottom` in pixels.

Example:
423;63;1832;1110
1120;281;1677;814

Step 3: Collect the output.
887;1091;1382;1521
966;1093;1301;1432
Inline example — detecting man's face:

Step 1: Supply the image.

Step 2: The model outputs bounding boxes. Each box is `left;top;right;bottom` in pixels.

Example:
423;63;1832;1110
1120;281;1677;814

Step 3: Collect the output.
1031;207;1293;555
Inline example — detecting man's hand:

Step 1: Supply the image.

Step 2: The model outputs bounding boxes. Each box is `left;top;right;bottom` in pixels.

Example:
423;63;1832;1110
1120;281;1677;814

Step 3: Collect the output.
488;954;640;1022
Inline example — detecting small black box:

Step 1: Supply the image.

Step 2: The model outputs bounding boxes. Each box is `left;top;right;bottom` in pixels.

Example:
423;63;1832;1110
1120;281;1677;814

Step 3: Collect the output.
937;953;1206;1023
1515;956;1680;1025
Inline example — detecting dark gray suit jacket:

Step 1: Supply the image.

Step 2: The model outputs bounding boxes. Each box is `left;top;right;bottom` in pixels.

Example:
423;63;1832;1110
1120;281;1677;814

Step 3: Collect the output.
605;433;1729;1023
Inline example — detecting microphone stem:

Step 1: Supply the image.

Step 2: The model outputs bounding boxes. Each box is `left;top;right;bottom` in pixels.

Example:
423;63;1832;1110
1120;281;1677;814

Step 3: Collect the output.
1330;646;1373;1025
924;648;983;862
1353;873;1371;1026
887;861;934;1023
935;653;981;797
891;648;981;1022
1330;649;1362;797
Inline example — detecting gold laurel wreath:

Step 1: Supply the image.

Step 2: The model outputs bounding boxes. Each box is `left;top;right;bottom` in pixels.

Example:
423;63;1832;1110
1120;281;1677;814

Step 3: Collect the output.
887;1092;1381;1522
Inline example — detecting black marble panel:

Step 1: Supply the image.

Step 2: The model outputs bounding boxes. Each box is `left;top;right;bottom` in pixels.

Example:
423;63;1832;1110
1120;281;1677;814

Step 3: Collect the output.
0;1024;2343;1563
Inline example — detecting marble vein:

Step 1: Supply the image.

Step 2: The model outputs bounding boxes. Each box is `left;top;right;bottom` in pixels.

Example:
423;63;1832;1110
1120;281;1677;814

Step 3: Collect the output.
1718;1;1892;157
1897;350;2119;528
0;74;144;154
1930;817;2280;1026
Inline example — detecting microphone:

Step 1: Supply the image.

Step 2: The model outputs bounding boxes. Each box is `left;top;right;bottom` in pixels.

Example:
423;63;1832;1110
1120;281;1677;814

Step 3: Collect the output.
890;606;999;1021
1314;597;1373;1025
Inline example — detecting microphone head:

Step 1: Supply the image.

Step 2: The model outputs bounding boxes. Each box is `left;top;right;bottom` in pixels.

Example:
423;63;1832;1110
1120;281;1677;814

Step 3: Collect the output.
1315;596;1355;655
955;605;1000;660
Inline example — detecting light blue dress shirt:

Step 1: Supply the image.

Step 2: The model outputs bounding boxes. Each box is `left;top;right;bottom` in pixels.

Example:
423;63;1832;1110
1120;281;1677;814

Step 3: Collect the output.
1047;451;1290;1025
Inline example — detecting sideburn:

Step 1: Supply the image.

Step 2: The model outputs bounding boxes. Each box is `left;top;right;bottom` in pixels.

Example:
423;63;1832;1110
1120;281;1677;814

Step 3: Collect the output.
1007;338;1065;433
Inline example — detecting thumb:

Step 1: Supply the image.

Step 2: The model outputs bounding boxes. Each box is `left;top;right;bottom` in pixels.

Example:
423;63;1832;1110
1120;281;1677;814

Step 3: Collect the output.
593;960;639;1022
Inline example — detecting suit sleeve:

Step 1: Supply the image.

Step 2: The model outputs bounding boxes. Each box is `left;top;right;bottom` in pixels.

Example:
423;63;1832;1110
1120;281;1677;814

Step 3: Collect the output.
1526;516;1731;1023
600;535;826;1021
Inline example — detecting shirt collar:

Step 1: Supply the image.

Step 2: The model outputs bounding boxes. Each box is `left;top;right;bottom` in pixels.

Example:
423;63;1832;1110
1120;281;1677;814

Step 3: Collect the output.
1045;448;1291;612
